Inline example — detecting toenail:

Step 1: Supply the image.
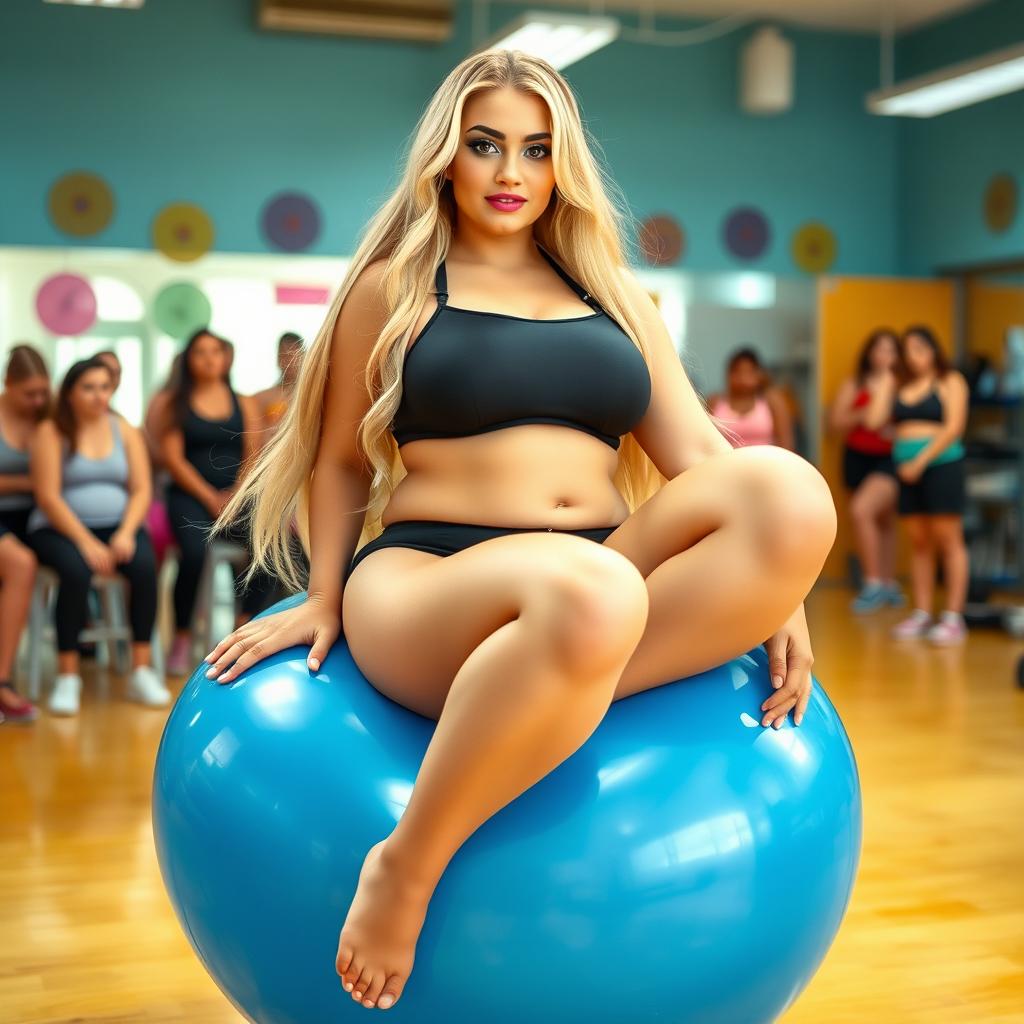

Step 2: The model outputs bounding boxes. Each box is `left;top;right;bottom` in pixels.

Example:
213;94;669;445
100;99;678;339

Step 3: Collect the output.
345;983;353;991
379;995;394;1008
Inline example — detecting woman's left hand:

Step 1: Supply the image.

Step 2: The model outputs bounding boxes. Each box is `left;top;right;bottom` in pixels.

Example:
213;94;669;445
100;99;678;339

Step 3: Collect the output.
761;603;814;728
109;528;136;563
897;456;927;484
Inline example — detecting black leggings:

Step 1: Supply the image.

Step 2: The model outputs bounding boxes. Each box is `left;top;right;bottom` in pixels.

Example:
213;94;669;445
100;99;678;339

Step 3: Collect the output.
28;524;157;653
166;487;278;630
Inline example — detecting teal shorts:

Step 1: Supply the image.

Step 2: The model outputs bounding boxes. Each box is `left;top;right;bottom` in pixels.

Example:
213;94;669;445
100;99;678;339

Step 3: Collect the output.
891;437;965;466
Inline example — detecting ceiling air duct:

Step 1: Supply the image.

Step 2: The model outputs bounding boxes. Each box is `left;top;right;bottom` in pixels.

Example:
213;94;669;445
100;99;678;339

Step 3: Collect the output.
256;0;453;43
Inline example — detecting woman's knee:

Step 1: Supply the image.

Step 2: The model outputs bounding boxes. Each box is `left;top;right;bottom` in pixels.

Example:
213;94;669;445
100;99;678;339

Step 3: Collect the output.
524;541;648;673
0;538;37;581
732;448;837;571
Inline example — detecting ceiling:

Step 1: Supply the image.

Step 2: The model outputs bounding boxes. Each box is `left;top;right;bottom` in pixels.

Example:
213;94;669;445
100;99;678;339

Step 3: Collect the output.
517;0;993;34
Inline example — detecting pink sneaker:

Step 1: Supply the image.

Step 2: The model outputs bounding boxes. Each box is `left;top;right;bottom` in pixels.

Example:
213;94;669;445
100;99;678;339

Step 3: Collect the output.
927;613;967;646
167;634;193;675
891;609;932;639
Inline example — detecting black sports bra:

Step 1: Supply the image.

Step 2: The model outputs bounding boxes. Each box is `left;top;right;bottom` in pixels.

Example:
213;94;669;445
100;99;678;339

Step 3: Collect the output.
389;244;652;450
892;386;943;424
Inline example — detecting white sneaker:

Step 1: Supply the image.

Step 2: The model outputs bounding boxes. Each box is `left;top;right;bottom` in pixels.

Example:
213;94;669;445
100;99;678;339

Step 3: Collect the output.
126;665;172;707
48;673;82;716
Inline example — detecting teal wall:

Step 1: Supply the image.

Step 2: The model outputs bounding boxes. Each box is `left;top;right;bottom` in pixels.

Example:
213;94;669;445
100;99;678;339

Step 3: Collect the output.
897;0;1024;273
0;0;901;275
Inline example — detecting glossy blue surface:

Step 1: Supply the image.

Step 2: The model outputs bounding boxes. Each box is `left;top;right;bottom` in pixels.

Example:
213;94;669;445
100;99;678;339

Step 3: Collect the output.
153;594;861;1024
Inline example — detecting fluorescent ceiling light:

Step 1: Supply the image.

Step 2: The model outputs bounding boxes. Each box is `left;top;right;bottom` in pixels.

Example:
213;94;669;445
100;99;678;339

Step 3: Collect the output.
867;40;1024;117
476;10;619;71
44;0;144;7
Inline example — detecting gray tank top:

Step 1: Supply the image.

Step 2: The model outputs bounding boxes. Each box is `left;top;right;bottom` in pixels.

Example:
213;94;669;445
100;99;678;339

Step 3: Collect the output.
27;414;130;532
0;417;32;511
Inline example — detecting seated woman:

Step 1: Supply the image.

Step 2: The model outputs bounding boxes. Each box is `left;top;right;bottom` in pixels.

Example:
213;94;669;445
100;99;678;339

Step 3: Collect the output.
157;329;277;674
0;344;51;723
27;356;170;715
707;347;795;450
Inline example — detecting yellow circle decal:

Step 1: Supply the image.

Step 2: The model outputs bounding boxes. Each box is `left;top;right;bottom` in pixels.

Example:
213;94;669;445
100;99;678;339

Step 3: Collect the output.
48;171;114;237
792;222;837;274
153;203;215;262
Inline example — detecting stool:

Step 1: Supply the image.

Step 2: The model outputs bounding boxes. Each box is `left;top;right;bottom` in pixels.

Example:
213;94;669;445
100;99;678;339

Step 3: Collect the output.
190;540;249;661
23;566;166;702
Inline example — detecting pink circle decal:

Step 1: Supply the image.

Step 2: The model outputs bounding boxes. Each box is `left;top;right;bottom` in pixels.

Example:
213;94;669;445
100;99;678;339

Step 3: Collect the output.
35;273;98;335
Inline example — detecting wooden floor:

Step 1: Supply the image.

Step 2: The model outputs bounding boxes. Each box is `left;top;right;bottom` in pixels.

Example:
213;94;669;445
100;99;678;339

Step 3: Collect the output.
2;586;1023;1023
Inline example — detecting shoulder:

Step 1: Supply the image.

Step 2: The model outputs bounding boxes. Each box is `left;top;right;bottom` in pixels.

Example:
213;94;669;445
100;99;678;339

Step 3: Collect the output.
616;264;661;324
331;258;392;355
939;369;969;396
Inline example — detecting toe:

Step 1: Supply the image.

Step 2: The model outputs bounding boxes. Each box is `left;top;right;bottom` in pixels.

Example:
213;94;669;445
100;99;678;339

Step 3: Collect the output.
352;965;372;1002
376;973;405;1010
362;972;386;1007
344;957;364;992
336;941;355;977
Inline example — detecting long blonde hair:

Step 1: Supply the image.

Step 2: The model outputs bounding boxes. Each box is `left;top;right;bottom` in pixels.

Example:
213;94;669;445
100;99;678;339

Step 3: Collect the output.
218;48;667;594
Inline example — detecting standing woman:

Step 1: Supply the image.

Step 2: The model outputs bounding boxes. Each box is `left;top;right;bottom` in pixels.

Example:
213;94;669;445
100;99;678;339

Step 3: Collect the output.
708;347;795;450
829;329;906;613
0;345;50;723
159;329;276;673
27;356;169;714
200;51;836;1011
865;325;970;644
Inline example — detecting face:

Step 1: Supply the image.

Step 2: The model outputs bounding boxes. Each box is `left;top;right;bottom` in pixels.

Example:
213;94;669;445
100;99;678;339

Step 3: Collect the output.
278;342;303;380
188;334;228;382
868;334;899;372
5;374;51;419
445;86;556;235
902;332;936;376
728;357;762;395
70;367;112;419
95;352;122;391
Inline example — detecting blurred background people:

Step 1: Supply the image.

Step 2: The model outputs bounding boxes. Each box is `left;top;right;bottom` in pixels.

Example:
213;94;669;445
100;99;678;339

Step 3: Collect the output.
708;347;795;450
865;326;970;645
829;328;906;613
158;329;277;674
0;345;49;724
252;331;304;444
26;356;168;715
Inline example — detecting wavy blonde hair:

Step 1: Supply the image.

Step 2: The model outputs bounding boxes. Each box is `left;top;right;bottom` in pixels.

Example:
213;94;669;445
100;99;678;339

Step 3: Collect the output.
218;48;668;595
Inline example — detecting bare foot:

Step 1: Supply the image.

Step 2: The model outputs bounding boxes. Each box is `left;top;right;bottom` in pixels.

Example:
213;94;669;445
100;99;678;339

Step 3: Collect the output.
335;839;435;1010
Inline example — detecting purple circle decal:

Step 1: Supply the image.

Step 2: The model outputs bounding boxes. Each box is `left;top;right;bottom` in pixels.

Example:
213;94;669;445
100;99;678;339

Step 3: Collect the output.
35;273;97;335
723;206;771;261
262;192;321;252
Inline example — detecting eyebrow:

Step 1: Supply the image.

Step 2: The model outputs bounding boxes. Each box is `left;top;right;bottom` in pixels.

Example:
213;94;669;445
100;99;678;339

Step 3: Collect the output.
466;124;552;142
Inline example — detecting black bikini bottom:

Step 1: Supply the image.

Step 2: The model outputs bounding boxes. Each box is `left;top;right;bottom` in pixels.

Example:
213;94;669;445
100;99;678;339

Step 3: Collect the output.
349;519;619;575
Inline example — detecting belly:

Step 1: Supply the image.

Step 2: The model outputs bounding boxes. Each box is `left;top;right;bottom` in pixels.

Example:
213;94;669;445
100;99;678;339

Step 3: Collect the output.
382;424;629;529
896;422;946;440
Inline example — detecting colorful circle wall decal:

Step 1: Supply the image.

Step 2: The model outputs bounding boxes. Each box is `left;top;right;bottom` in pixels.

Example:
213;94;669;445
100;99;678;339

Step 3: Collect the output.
48;171;114;237
723;206;771;261
35;273;98;335
262;192;322;252
984;173;1017;233
791;222;837;274
153;203;215;262
638;214;685;266
153;282;213;341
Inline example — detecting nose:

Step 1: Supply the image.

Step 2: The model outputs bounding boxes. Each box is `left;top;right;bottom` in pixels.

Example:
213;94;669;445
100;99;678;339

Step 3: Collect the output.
495;152;523;188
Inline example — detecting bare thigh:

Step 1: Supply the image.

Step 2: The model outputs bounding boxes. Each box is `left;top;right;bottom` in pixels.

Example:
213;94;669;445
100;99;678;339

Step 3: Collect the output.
341;532;647;719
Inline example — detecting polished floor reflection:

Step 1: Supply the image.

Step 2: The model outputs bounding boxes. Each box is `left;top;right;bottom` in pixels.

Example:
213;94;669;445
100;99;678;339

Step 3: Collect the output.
2;586;1022;1023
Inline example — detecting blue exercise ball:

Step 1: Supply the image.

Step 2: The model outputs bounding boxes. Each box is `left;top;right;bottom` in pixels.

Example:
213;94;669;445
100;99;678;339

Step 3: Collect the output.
153;593;861;1024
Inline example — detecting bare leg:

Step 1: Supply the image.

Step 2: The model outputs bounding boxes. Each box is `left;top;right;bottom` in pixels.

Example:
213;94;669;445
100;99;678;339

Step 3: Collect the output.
0;536;36;682
849;474;900;581
878;507;899;582
904;516;935;612
931;515;968;613
336;546;649;1010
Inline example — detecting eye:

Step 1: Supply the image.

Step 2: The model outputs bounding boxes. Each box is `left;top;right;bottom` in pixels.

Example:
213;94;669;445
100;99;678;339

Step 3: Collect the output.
467;139;551;159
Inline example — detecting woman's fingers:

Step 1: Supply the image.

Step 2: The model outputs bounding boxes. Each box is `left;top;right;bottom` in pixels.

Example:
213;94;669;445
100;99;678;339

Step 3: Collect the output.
212;628;286;684
794;685;812;727
306;622;341;673
207;626;276;683
205;619;262;665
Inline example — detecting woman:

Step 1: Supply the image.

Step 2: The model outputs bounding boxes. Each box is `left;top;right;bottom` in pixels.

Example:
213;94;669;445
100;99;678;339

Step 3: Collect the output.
158;329;276;673
252;332;304;445
708;347;795;450
829;329;906;613
0;345;49;723
864;325;969;644
202;51;837;1011
27;357;169;715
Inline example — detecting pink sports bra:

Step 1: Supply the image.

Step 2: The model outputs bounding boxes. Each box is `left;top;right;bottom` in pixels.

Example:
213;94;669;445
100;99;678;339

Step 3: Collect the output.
710;395;775;448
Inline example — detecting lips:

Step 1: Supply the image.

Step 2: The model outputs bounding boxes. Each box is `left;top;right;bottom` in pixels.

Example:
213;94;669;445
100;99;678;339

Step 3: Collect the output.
486;194;526;212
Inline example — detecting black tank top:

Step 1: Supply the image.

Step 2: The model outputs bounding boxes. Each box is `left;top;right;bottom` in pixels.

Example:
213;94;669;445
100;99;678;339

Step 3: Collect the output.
390;244;652;450
892;386;943;424
179;387;244;490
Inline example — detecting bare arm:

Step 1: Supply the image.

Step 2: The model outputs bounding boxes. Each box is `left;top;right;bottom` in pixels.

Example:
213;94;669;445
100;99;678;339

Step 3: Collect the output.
0;472;32;496
766;388;795;451
827;378;862;436
618;269;733;479
29;422;95;548
862;374;897;431
235;393;262;485
113;420;153;536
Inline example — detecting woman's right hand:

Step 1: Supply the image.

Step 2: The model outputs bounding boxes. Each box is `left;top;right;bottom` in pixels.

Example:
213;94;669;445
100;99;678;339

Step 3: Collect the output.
202;489;231;518
202;594;343;685
79;535;116;575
